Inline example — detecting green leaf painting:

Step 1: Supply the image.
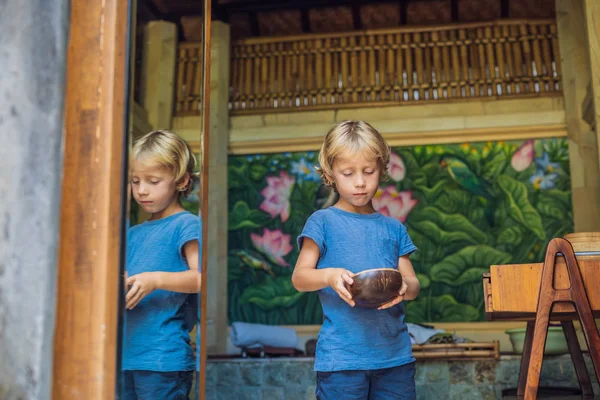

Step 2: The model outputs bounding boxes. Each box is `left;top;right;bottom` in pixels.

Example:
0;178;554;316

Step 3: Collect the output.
229;201;271;230
497;175;546;240
406;294;480;323
239;276;304;311
228;139;573;325
429;245;512;286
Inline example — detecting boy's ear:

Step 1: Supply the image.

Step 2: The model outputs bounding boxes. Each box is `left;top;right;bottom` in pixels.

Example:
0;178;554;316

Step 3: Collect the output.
324;173;335;187
177;172;190;191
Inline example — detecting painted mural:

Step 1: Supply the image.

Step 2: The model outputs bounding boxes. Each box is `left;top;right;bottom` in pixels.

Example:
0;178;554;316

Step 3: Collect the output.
228;138;573;325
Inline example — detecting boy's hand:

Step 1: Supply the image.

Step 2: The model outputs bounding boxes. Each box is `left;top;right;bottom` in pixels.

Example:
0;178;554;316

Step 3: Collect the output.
377;280;408;310
326;268;355;307
125;272;158;309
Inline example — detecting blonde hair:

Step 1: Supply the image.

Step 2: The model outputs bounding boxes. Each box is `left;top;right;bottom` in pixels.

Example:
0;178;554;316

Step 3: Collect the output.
131;130;199;198
317;120;390;186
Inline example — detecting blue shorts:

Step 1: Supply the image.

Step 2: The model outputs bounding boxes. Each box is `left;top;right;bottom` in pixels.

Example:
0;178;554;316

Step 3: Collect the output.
316;362;416;400
121;370;194;400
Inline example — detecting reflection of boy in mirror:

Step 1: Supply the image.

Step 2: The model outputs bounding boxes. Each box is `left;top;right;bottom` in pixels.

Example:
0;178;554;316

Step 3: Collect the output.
122;130;201;400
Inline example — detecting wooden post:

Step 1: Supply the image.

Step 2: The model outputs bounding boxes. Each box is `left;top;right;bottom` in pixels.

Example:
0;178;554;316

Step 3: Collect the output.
584;0;600;168
556;0;600;232
205;21;231;357
52;0;130;398
141;21;177;129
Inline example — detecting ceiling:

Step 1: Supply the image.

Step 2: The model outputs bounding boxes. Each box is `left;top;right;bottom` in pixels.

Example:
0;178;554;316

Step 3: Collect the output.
141;0;556;41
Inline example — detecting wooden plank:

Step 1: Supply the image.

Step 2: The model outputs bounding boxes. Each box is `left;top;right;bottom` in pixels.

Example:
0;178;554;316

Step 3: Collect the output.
229;122;567;155
232;19;556;45
52;0;129;398
412;341;499;360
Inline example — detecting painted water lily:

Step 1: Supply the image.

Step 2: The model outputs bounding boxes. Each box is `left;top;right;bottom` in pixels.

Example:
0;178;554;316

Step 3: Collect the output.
250;228;293;266
387;152;406;182
535;152;561;174
511;140;535;172
259;171;295;222
530;169;558;190
291;158;321;182
372;186;418;223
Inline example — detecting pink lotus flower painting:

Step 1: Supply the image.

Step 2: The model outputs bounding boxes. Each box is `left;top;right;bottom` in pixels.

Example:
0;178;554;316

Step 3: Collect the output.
511;140;534;172
372;186;418;222
250;228;294;266
387;152;406;182
259;171;295;222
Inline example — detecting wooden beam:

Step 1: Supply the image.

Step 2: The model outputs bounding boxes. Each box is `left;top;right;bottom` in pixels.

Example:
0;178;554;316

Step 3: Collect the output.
301;8;311;33
227;124;568;155
149;0;170;14
500;0;510;18
249;11;260;37
451;0;458;22
399;0;408;25
168;0;445;26
214;4;230;22
138;0;162;22
217;0;440;14
351;4;362;31
52;0;130;398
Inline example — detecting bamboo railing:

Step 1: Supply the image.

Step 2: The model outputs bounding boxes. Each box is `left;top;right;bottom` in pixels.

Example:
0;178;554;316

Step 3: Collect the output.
176;43;205;115
175;19;561;115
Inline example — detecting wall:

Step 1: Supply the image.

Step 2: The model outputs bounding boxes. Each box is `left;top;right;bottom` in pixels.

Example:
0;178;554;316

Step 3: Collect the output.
173;97;566;151
228;96;566;152
226;138;573;326
206;354;598;400
0;0;69;399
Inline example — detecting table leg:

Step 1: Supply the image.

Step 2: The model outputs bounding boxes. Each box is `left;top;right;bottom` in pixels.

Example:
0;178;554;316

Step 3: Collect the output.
562;320;593;396
524;303;551;399
517;321;535;397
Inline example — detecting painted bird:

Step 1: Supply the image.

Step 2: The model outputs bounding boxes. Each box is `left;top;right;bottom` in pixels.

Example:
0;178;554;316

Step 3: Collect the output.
439;154;496;227
235;250;276;277
439;155;491;199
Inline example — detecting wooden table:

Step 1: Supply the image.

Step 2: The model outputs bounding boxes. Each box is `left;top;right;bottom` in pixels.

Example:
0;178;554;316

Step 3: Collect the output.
483;235;600;399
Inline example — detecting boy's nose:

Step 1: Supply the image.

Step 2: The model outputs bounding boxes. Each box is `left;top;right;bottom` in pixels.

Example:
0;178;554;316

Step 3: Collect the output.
354;176;366;187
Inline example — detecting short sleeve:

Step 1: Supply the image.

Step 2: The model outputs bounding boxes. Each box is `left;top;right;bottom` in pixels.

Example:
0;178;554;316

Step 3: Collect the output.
398;222;417;256
297;211;326;256
178;214;201;257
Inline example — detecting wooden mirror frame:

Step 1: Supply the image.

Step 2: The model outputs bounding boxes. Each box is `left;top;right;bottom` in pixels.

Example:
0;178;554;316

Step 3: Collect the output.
52;0;211;398
199;0;212;398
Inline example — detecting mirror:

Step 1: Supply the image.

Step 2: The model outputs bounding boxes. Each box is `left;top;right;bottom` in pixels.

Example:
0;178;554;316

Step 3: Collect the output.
119;0;210;398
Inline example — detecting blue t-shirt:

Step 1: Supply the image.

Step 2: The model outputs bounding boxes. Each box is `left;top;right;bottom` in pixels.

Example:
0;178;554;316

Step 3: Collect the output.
297;206;417;372
122;211;201;372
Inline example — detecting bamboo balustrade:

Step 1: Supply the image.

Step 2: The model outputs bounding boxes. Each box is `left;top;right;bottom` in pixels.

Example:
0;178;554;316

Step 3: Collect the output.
176;43;205;115
175;19;561;115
